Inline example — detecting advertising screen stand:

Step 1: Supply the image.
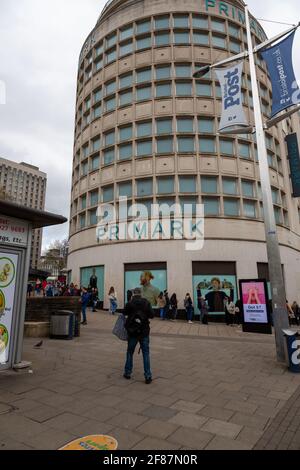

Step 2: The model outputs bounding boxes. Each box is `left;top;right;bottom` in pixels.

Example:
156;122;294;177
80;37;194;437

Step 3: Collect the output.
239;279;272;335
0;201;67;372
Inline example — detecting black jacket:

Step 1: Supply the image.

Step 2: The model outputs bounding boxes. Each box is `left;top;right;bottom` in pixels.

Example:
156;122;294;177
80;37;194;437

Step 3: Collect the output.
124;297;154;338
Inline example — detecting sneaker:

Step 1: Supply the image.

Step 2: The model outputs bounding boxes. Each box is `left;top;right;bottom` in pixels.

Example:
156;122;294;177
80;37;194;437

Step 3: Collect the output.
188;321;193;324
145;378;152;384
81;321;87;325
123;374;131;380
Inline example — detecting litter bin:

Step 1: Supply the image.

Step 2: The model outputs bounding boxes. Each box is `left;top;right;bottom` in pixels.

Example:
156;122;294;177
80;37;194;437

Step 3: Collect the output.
282;329;300;373
50;311;75;340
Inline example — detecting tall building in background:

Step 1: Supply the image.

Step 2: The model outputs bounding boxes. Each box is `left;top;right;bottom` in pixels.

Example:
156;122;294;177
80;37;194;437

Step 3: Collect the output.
68;0;300;311
0;157;47;269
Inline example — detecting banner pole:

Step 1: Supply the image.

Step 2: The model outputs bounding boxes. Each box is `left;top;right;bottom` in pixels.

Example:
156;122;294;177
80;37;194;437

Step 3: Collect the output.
245;5;290;362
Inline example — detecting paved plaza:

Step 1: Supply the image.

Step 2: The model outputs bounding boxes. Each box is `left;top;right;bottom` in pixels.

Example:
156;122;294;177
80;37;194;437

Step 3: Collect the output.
0;311;300;450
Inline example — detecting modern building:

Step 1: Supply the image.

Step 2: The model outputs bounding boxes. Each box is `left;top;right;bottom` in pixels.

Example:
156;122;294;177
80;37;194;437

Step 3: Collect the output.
68;0;300;313
0;158;47;269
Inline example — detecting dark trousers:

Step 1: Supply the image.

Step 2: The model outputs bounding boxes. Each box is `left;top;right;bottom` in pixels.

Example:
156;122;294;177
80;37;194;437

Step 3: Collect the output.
124;336;152;380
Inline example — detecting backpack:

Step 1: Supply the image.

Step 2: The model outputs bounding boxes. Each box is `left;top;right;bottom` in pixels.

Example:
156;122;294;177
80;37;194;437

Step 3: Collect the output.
125;309;148;338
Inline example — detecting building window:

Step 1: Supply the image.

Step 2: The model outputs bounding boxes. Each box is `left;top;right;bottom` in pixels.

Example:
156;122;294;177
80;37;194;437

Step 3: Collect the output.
103;186;114;202
137;36;152;50
223;178;238;195
137;179;153;197
119;143;133;161
178;136;195;153
155;32;170;46
137;19;151;34
93;104;102;119
229;40;241;53
198;118;214;133
91;156;100;171
157;119;172;134
228;24;240;39
274;206;282;224
193;32;209;45
173;14;189;28
157;177;175;194
120;73;133;89
193;15;208;29
106;48;117;64
242;180;254;198
155;16;170;29
176;82;192;96
105;130;115;147
271;188;280;204
119;181;132;198
105;96;116;112
81;162;88;176
120;25;133;41
175;64;191;78
174;31;190;44
90;191;99;206
179;176;196;193
203;197;220;216
120;41;133;57
196;83;212;97
103;148;115;165
156;66;171;79
137;121;152;138
224;199;240;216
157;137;173;154
220;139;234;155
79;213;86;229
119;90;133;106
244;200;257;218
239;142;251;159
156;82;172;98
212;35;226;49
211;19;226;33
177;118;194;133
106;33;117;48
201;176;218;194
180;197;197;216
89;209;98;226
136;68;152;83
81;195;87;210
137;85;152;101
137;140;152;157
199;138;216;153
119;125;132;142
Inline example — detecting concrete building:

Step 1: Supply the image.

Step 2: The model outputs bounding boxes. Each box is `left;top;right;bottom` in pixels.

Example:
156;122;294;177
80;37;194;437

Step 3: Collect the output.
68;0;300;312
0;158;47;269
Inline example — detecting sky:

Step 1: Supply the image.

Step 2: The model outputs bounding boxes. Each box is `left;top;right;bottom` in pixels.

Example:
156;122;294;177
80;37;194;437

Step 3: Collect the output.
0;0;299;251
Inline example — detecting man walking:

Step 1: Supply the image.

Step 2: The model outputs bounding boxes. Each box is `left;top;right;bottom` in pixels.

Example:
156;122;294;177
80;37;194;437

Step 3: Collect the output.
80;287;91;326
124;288;154;384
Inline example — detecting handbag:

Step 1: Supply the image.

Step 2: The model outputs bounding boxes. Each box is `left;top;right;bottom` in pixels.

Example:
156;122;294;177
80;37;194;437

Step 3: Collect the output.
112;314;128;341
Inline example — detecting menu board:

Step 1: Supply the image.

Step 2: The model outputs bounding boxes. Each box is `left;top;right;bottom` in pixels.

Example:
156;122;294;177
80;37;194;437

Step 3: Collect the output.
0;253;18;364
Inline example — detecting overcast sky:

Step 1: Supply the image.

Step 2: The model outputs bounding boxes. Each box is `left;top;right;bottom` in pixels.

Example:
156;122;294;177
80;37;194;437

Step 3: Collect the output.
0;0;299;251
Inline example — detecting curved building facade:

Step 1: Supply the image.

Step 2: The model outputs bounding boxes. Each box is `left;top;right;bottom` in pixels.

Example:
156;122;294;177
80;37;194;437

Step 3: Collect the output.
68;0;300;312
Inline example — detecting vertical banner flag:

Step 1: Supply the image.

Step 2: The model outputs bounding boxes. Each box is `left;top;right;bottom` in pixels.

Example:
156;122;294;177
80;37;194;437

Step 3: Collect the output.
261;31;300;118
215;62;248;132
285;133;300;198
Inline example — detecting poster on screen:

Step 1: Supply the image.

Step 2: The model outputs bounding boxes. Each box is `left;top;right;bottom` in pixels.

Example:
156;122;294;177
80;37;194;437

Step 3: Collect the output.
241;280;269;324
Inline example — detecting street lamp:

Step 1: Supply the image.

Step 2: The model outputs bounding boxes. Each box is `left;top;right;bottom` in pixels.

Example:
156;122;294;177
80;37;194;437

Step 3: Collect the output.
194;7;299;361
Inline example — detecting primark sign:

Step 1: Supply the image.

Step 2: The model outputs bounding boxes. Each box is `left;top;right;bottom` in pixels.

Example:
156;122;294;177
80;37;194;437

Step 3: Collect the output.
79;0;267;64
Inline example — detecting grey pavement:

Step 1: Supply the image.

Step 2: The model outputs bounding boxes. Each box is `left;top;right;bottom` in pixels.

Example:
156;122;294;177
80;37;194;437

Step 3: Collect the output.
1;311;300;450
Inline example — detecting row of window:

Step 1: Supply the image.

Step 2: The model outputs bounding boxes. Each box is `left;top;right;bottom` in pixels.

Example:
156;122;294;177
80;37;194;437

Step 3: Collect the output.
77;82;271;131
74;198;288;230
80;66;270;105
80;14;265;74
74;141;282;177
73;178;286;209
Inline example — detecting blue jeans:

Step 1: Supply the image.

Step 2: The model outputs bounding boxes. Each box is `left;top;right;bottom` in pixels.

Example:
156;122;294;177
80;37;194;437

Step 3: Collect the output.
160;308;165;319
186;307;193;321
124;336;152;380
110;300;117;314
82;305;87;322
